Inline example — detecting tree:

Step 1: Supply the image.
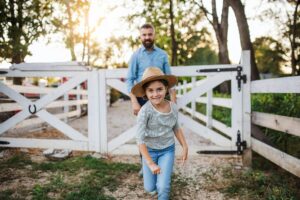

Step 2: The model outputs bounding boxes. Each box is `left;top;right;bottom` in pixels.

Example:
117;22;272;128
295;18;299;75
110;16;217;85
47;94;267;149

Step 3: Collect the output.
51;0;90;61
0;0;52;84
127;0;215;66
226;0;260;80
194;0;230;64
286;0;300;75
253;36;286;75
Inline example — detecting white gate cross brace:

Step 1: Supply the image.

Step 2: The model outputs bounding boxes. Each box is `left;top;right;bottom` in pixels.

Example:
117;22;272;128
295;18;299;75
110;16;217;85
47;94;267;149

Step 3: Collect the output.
177;73;232;109
0;76;88;141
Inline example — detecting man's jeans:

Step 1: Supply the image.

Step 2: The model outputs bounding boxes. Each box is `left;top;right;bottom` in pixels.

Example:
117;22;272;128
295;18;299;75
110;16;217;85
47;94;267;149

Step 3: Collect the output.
142;144;175;200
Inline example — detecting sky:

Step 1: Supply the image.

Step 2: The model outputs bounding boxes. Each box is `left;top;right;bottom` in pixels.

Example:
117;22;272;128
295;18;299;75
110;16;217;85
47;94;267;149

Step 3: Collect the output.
0;0;293;70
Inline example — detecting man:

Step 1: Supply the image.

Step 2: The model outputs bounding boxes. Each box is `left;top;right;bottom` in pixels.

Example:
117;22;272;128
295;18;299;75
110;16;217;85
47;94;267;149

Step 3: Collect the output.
127;23;177;177
127;23;176;115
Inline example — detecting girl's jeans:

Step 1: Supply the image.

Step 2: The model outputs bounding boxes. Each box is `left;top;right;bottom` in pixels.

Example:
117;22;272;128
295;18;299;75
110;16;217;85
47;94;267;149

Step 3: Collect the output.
142;143;175;200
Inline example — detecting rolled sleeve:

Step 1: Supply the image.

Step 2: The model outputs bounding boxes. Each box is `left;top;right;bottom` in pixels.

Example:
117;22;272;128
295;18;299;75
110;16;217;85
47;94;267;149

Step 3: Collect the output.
163;53;171;75
126;53;138;93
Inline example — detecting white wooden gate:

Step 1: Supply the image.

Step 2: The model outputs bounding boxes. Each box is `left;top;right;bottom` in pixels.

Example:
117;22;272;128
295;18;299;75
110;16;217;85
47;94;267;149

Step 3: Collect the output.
104;51;251;154
0;51;251;155
0;64;107;152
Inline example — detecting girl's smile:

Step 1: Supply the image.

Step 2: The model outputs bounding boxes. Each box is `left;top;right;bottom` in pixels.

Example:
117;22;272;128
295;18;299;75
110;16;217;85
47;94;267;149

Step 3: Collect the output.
145;80;168;107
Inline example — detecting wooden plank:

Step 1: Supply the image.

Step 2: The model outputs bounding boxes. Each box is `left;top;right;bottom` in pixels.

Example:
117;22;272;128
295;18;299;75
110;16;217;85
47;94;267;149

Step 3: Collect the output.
0;100;88;113
10;85;88;95
179;113;232;147
252;112;300;137
231;75;243;147
241;50;252;166
108;125;137;152
251;76;300;93
0;110;30;135
0;138;89;151
2;70;89;77
106;79;129;95
183;107;232;137
104;66;237;78
177;73;231;109
99;70;108;153
252;138;300;177
206;89;213;128
34;75;87;110
14;110;80;129
88;71;101;152
196;97;232;108
36;110;88;141
0;81;31;106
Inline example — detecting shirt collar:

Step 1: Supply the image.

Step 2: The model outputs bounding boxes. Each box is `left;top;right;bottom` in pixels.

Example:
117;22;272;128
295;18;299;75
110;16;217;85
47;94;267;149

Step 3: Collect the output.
141;45;157;52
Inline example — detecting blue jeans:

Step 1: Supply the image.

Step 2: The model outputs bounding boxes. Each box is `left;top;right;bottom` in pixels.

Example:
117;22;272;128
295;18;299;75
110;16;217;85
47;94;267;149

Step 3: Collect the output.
142;144;175;200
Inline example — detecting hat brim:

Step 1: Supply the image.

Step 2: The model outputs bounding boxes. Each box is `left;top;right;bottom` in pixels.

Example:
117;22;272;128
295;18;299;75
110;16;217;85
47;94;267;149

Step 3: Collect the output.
131;75;177;97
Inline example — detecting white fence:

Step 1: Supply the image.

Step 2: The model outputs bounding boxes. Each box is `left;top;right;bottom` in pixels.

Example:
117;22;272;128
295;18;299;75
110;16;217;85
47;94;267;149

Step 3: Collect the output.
250;76;300;177
0;51;299;177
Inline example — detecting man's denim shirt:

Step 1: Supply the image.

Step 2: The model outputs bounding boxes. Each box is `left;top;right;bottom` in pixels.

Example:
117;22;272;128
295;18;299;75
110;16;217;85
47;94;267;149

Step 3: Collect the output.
126;45;171;93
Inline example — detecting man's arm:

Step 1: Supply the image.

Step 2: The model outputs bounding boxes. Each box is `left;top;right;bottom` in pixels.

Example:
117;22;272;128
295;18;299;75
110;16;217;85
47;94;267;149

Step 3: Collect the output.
127;52;141;115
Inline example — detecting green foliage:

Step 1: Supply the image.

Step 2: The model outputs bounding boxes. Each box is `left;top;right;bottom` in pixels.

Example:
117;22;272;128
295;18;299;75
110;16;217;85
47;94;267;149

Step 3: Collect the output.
252;93;300;157
126;0;217;66
110;88;121;105
253;36;286;75
222;167;299;199
184;45;218;65
0;0;53;63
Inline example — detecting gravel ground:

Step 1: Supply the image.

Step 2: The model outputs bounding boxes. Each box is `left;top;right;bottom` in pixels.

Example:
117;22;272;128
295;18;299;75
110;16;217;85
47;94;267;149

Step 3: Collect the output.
1;100;243;199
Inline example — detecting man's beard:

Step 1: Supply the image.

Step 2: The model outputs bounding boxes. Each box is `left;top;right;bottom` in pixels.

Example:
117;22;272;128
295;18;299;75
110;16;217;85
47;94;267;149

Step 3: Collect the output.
142;40;154;49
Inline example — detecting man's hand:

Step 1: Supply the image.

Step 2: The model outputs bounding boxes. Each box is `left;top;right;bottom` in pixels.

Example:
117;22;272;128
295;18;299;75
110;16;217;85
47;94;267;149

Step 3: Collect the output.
132;101;141;115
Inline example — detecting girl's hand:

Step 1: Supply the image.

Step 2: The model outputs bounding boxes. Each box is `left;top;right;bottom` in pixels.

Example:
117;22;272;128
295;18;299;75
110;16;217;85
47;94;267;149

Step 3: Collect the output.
181;146;188;165
148;162;161;174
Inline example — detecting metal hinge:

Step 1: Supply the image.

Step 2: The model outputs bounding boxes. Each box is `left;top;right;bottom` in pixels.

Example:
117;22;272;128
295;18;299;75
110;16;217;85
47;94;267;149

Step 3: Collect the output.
236;130;247;155
196;66;247;91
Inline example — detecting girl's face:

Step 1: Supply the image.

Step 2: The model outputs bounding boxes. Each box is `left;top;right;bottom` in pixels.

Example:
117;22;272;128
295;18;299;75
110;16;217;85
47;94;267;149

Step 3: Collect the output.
145;80;168;106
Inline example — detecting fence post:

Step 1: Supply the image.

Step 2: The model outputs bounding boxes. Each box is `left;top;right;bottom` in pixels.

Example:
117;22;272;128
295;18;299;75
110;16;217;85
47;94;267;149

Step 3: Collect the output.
76;86;81;117
88;70;101;152
191;77;196;118
241;50;252;167
206;89;212;128
98;69;108;153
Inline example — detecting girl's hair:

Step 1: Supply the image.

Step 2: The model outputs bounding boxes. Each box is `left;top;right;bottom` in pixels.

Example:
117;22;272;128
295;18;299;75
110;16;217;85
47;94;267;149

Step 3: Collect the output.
142;79;169;99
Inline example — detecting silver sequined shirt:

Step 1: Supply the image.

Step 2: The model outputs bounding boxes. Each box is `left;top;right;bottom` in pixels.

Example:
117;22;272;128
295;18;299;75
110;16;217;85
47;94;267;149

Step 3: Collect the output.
136;101;180;149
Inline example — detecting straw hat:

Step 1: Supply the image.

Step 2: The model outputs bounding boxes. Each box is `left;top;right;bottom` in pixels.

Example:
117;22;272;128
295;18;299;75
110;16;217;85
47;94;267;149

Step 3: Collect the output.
131;67;177;97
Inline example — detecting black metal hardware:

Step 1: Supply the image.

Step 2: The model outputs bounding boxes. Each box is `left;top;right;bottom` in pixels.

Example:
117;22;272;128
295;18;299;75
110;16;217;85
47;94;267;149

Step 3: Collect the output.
0;141;10;145
236;66;247;91
236;130;247;155
0;71;8;74
28;104;37;114
197;66;247;91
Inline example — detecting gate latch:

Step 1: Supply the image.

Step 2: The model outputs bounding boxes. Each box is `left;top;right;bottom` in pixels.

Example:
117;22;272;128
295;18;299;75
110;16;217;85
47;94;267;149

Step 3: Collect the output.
236;130;247;155
236;66;247;91
197;66;247;92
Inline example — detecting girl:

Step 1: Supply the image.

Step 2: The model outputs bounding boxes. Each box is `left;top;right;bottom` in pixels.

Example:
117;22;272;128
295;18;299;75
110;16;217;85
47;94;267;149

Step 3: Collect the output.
131;67;188;200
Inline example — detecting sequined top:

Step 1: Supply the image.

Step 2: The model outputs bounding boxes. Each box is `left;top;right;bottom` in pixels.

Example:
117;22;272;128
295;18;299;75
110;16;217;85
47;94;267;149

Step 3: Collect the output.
136;101;180;149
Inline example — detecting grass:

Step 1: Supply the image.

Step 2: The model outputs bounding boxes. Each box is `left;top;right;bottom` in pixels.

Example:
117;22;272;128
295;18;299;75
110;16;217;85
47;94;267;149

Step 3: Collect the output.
0;153;139;200
200;154;300;200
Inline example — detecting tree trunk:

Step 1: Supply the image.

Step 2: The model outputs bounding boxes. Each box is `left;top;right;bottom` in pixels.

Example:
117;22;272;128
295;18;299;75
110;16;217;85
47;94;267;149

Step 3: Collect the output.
227;0;260;80
66;2;77;61
212;0;230;92
169;0;177;66
290;0;300;75
10;0;24;85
